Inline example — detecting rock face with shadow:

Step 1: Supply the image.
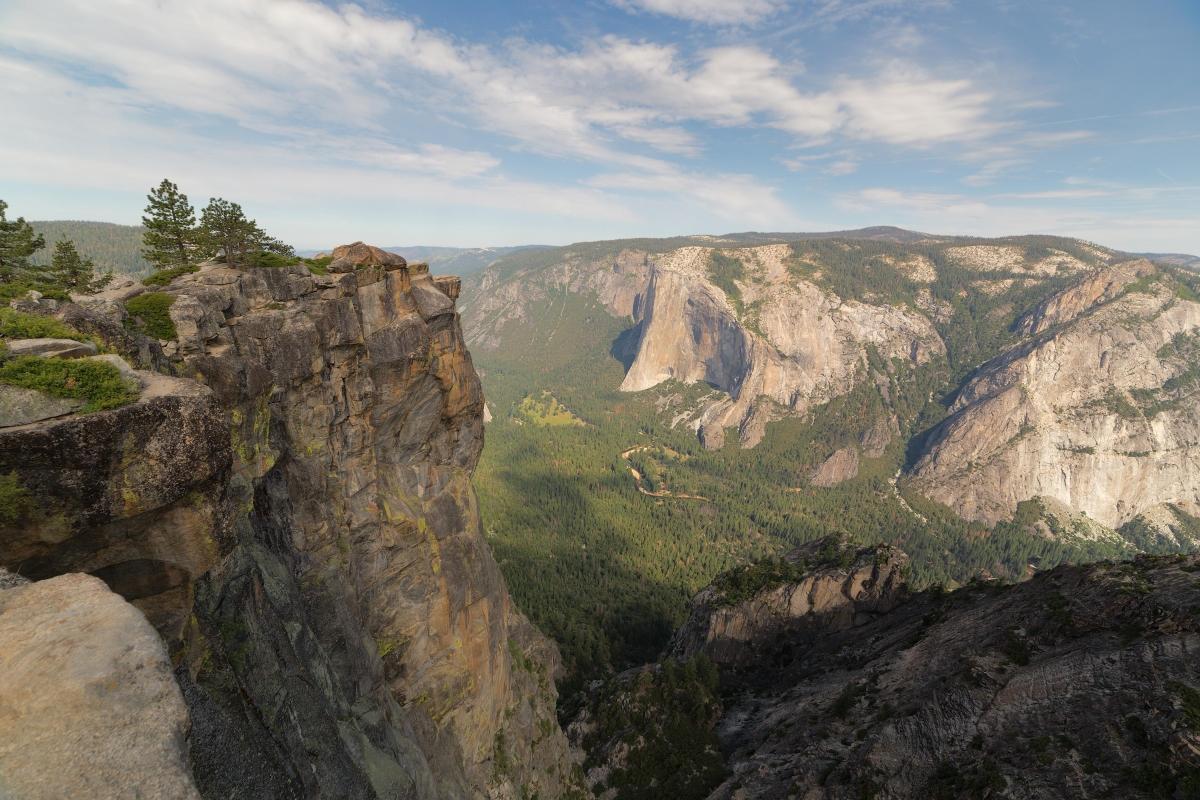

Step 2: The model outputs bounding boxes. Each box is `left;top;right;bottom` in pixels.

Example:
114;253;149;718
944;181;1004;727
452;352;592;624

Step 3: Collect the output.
574;537;1200;800
0;246;586;800
616;245;943;449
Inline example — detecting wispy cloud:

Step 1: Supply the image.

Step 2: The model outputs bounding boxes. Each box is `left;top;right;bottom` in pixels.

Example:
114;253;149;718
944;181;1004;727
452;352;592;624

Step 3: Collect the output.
610;0;788;24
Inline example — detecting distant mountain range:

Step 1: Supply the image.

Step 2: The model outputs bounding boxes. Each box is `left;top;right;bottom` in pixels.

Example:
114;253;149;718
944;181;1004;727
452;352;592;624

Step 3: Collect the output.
24;220;1200;279
297;244;551;275
1134;251;1200;270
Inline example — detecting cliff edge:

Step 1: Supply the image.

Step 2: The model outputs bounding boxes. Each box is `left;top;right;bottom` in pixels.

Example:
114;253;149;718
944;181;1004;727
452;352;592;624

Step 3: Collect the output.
0;244;585;799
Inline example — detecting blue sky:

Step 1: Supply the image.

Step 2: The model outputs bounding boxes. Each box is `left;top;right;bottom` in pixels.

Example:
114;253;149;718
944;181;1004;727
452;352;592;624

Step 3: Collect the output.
1;0;1198;252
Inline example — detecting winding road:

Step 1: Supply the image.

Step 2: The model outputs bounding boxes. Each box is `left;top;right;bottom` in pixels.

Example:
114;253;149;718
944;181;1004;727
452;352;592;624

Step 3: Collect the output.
620;445;709;501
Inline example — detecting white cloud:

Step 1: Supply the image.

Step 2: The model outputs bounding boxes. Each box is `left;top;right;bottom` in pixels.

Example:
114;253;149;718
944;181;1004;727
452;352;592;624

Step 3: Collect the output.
589;166;794;226
836;186;1200;253
611;0;788;24
826;159;860;175
837;65;995;145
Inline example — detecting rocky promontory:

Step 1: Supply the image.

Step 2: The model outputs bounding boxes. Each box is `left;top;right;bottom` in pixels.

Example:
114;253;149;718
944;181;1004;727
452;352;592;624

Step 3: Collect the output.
0;243;586;799
573;537;1200;800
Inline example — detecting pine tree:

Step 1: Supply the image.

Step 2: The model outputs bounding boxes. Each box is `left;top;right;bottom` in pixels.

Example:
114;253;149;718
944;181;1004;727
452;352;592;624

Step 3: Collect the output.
46;239;112;294
0;200;46;283
198;198;256;266
141;179;198;270
198;198;293;265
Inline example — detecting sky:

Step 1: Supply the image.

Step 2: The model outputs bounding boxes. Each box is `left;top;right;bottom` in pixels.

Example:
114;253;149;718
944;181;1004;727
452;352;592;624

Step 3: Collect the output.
0;0;1198;253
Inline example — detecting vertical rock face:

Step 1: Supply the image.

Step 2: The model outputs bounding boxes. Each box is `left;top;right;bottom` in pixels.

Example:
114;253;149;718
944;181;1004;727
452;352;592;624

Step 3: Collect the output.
666;537;909;668
908;261;1200;530
0;573;201;800
619;245;943;447
0;251;583;799
464;248;652;351
0;371;230;641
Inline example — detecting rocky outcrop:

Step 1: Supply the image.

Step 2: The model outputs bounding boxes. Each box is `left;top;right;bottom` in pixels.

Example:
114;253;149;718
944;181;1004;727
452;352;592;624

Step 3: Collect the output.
698;551;1200;799
908;261;1200;532
0;364;229;642
580;542;1200;800
0;249;584;800
810;446;860;487
329;240;408;272
0;573;200;800
620;245;943;447
666;537;909;668
4;337;98;358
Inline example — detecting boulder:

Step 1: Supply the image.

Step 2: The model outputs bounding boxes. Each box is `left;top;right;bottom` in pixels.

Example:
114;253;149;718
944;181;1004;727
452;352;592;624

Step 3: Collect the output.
3;337;98;359
0;573;201;800
0;384;82;427
328;241;407;273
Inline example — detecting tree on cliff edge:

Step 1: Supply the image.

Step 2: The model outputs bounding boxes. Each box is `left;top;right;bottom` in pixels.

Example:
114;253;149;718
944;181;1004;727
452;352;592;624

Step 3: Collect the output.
142;179;199;271
0;200;45;283
198;198;292;266
46;239;112;294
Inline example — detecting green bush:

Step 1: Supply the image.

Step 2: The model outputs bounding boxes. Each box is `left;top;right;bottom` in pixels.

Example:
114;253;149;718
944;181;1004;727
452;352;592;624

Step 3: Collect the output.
0;308;88;342
0;472;32;525
0;281;70;303
244;251;300;269
124;292;177;340
142;264;199;286
0;355;137;412
303;255;333;275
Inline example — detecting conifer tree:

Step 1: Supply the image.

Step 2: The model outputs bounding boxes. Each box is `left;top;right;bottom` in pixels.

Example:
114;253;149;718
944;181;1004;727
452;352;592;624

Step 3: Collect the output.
46;239;112;294
0;200;46;283
198;198;293;265
141;179;198;270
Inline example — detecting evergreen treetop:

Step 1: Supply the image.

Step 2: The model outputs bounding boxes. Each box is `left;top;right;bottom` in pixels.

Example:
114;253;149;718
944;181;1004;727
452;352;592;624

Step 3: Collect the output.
198;197;293;266
46;239;112;294
141;179;198;270
0;200;47;283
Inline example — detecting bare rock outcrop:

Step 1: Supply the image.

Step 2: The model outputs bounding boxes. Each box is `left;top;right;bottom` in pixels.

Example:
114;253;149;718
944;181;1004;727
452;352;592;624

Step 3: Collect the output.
699;552;1200;799
666;537;909;668
0;249;585;800
908;261;1200;531
328;240;408;272
620;245;943;447
580;544;1200;800
0;573;200;800
0;363;229;642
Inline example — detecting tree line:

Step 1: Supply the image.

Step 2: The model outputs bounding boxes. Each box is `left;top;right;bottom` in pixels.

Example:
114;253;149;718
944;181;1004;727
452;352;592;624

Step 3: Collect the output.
0;181;291;300
0;200;112;298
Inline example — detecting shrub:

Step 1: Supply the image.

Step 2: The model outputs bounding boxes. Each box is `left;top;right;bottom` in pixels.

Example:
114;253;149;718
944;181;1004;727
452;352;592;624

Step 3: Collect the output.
0;281;69;303
304;255;333;275
0;308;87;341
0;355;137;412
0;472;32;525
124;292;177;340
244;250;300;269
142;264;199;286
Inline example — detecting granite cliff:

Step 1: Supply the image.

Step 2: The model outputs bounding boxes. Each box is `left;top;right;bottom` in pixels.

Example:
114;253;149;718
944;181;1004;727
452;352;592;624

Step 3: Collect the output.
462;233;1200;547
0;244;584;799
618;245;942;448
574;538;1200;800
908;259;1200;538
